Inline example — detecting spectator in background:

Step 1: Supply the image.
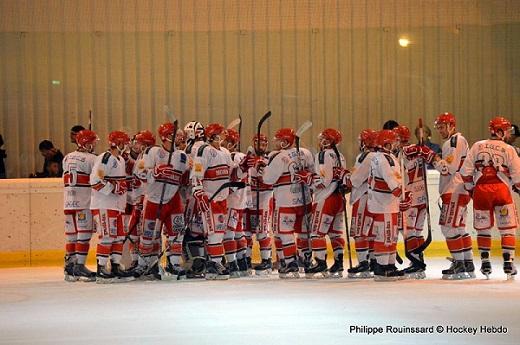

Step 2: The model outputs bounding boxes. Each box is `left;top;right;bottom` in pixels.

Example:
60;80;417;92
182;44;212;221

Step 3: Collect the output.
0;134;6;178
505;124;520;156
70;125;86;144
30;140;64;177
383;120;399;130
415;125;441;169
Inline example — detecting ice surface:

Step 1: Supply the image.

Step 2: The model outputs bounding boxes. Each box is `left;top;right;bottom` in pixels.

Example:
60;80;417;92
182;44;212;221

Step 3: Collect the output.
0;258;519;345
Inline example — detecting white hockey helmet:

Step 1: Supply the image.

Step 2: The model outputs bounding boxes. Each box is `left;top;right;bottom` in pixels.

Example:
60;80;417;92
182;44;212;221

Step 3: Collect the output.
184;121;205;140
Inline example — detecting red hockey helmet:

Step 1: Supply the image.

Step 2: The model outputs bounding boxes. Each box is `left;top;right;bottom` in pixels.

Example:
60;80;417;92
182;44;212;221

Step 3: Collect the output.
377;129;399;148
319;128;342;145
274;128;296;147
224;128;240;144
359;129;377;148
434;112;456;127
108;131;130;147
489;116;512;136
135;130;156;146
76;130;98;148
205;123;225;139
393;125;411;144
158;122;176;141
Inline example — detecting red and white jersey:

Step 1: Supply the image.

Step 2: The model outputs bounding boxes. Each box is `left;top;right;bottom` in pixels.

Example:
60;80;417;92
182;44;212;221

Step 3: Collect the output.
191;144;232;201
314;148;346;203
228;151;250;210
90;152;127;212
246;154;273;209
400;150;427;206
368;151;402;214
63;150;97;210
433;132;468;195
143;146;188;204
460;139;520;187
349;151;375;205
262;147;314;207
125;152;145;206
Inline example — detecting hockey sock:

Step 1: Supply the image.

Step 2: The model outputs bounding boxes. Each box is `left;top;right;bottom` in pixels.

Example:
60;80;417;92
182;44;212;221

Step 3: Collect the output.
501;230;516;258
311;236;327;261
110;237;124;264
296;234;311;261
461;232;474;260
235;232;247;260
257;233;272;261
330;235;345;260
477;230;492;258
445;234;464;261
274;236;284;262
76;230;92;265
354;237;369;262
223;230;237;263
245;233;253;258
207;233;225;263
279;233;297;263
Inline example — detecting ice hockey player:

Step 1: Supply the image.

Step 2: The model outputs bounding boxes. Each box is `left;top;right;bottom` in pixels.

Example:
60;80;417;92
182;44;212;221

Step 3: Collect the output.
396;125;428;279
124;130;156;271
346;129;378;278
131;123;188;280
368;130;412;281
423;112;475;279
460;116;520;279
191;123;233;280
305;128;347;278
220;128;249;277
259;128;315;278
90;131;135;283
62;129;99;281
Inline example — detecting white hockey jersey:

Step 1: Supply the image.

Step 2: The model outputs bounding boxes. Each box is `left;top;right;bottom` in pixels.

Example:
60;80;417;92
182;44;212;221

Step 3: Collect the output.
142;146;188;204
349;151;375;205
191;144;232;202
433;132;468;195
63;150;97;210
90;151;127;212
400;150;427;206
460;139;520;187
314;148;346;202
367;151;402;214
262;147;314;207
246;154;274;209
125;152;146;206
228;151;251;210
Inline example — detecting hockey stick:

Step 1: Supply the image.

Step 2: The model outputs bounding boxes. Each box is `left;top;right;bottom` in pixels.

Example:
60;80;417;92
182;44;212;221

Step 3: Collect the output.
255;111;272;233
295;121;313;265
88;110;92;130
331;144;353;269
238;114;242;152
227;117;241;130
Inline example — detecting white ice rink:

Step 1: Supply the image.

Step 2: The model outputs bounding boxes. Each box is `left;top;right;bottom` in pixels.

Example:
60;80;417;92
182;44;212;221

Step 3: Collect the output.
1;258;519;345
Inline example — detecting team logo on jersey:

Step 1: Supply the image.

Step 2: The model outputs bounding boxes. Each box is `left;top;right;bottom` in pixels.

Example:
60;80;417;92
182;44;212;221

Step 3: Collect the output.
445;155;454;164
159;150;166;159
217;214;225;224
194;163;203;173
394;172;401;179
499;207;509;217
97;169;105;179
172;215;184;227
77;212;87;224
112;160;118;169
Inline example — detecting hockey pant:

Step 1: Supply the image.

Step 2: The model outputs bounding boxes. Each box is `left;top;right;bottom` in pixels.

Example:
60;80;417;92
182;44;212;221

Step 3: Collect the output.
92;209;125;266
403;203;427;261
372;212;399;266
139;193;185;267
350;195;375;263
64;209;94;265
439;193;472;261
224;208;247;263
272;204;310;264
190;199;228;264
473;182;518;258
310;192;346;261
243;197;273;261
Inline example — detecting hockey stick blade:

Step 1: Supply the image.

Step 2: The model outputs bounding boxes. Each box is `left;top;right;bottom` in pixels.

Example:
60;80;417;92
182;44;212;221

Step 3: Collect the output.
227;117;241;130
296;121;313;138
163;105;177;123
257;111;272;132
208;181;246;202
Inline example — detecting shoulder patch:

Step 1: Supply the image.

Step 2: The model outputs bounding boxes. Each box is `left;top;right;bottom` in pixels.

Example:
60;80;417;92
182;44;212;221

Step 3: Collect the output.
450;135;458;148
383;153;395;167
197;144;209;157
358;151;369;164
268;151;281;165
318;151;326;164
101;152;111;164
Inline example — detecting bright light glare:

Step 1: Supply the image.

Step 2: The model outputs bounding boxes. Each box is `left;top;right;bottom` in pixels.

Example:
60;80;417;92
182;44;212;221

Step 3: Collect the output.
399;38;410;47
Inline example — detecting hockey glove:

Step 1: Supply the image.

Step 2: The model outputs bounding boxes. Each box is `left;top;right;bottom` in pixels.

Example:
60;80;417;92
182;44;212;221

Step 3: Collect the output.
399;191;412;212
239;153;256;173
193;186;210;213
111;180;128;195
333;167;352;187
294;169;314;185
418;146;436;164
153;164;179;184
255;160;267;175
403;144;420;158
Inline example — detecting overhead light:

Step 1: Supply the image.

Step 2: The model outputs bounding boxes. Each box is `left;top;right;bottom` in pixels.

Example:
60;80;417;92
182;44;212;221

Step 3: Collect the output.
398;38;410;47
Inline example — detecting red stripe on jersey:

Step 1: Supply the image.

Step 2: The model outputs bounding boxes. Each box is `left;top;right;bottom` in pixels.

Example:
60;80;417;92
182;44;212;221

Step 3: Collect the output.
204;164;230;180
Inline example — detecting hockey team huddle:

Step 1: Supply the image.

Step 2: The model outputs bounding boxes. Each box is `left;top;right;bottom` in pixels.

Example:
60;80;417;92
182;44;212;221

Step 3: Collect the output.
62;112;520;283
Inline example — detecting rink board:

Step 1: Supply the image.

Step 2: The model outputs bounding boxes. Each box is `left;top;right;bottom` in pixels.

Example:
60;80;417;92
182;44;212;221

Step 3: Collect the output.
0;174;518;268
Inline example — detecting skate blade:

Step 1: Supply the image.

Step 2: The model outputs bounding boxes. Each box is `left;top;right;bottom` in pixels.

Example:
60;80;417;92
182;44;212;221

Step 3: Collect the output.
96;277;116;284
254;269;272;276
441;273;467;280
328;272;343;278
506;272;516;281
229;272;242;279
205;274;230;280
64;275;79;282
305;271;329;279
77;276;96;282
347;272;373;279
404;271;426;280
279;272;300;279
161;272;187;281
465;272;476;279
373;275;398;282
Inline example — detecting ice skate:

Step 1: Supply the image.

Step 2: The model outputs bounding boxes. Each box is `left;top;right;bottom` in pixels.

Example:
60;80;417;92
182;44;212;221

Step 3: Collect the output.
328;254;344;278
480;252;492;279
64;257;78;282
111;263;135;282
372;262;397;282
226;260;241;278
403;262;426;280
205;261;230;280
278;260;300;279
464;260;476;279
386;265;405;280
96;263;116;284
186;257;206;279
442;258;468;280
347;260;372;279
254;258;273;276
503;253;517;281
72;263;96;282
237;257;252;277
164;262;187;281
305;258;329;279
